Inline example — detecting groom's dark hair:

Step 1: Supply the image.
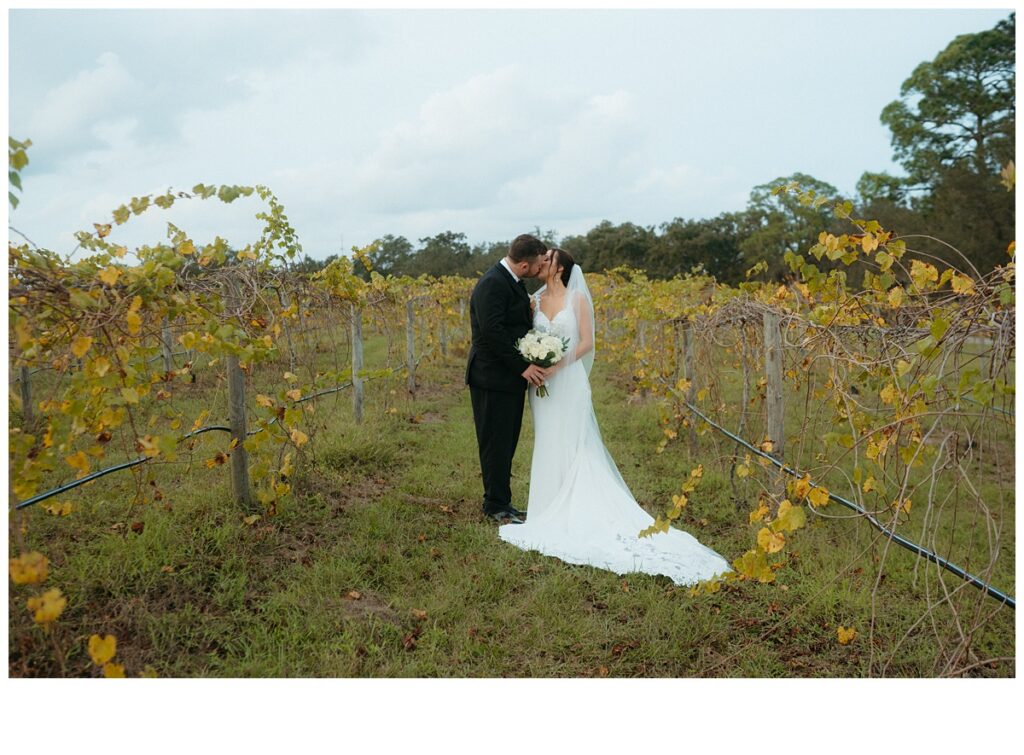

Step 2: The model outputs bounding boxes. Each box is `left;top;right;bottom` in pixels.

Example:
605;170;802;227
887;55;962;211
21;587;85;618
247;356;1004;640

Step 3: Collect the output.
508;234;548;262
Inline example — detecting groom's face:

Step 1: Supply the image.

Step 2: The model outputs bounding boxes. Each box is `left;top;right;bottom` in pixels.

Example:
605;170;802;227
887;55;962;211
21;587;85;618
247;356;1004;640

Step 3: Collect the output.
523;251;551;279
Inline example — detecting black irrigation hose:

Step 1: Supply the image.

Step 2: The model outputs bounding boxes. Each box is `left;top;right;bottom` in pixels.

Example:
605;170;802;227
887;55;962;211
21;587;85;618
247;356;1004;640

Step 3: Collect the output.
12;372;392;511
679;396;1016;610
961;395;1013;417
13;425;232;510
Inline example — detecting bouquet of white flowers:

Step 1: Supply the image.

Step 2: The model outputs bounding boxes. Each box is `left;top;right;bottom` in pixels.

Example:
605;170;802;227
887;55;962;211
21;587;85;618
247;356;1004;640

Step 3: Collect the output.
515;328;570;397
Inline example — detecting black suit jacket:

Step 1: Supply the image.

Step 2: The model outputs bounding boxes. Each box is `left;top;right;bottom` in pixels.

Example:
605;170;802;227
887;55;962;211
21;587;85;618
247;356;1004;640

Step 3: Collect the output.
465;262;533;394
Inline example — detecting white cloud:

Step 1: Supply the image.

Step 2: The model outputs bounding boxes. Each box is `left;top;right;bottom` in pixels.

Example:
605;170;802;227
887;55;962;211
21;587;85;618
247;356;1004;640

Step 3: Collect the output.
497;89;644;218
26;52;136;149
348;65;575;214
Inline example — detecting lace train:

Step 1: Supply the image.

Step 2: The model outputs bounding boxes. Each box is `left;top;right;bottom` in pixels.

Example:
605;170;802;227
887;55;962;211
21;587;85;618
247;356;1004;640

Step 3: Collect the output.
498;300;732;586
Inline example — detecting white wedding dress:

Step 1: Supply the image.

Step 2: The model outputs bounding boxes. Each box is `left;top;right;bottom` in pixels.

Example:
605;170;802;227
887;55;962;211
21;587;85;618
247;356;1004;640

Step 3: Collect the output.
499;268;732;586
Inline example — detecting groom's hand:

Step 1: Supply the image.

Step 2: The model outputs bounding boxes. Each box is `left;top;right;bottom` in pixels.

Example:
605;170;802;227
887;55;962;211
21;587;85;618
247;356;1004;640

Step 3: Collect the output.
522;364;547;386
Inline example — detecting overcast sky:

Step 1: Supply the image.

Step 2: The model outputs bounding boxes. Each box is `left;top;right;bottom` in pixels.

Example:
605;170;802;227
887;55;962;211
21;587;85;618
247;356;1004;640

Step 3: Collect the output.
7;7;1011;260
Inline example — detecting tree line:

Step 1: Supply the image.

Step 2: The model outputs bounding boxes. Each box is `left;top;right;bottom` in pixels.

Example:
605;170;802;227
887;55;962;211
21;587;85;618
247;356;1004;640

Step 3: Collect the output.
291;13;1013;285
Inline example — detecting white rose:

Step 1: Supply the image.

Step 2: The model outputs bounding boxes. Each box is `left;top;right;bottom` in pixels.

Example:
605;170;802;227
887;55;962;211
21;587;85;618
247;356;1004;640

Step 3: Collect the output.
541;336;562;353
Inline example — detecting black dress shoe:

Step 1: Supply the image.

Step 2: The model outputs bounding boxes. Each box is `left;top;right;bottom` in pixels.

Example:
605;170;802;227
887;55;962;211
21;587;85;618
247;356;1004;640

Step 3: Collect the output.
507;505;526;518
484;507;524;524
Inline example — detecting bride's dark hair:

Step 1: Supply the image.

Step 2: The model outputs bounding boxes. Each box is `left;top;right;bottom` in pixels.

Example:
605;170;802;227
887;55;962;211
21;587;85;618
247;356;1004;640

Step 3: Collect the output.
551;248;575;287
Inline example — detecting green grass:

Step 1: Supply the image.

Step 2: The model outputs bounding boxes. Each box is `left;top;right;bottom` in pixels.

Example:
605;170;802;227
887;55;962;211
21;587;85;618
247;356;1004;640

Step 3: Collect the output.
8;331;1015;678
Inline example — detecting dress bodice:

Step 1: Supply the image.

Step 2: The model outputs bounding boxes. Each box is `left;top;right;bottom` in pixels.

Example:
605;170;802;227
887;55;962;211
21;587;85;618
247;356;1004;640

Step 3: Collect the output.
533;295;576;342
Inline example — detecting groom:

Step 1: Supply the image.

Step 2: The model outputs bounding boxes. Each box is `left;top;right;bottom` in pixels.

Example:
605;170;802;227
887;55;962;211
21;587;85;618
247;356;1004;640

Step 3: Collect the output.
466;234;551;524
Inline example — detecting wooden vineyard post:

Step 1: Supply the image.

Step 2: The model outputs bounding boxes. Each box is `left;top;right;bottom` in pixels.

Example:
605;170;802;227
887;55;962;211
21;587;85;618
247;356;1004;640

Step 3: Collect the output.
19;365;33;427
637;322;648;400
682;322;697;450
673;321;684;382
439;309;448;358
763;310;785;494
406;299;417;395
277;287;297;375
161;318;174;374
352;302;364;424
222;275;254;510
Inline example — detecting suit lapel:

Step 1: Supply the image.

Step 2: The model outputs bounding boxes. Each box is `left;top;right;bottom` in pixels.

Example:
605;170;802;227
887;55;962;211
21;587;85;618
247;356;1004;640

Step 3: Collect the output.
495;262;529;302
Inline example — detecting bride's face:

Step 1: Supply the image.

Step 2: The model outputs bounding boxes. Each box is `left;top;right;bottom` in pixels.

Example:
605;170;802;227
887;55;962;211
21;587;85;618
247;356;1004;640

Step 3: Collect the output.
546;253;564;285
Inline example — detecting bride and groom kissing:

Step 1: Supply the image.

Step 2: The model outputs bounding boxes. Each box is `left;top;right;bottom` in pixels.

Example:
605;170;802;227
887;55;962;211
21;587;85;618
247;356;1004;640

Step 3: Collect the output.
465;234;732;586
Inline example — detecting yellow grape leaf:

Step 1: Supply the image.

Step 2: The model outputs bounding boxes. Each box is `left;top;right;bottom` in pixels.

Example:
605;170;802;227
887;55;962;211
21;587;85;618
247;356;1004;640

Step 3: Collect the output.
43;500;74;517
792;473;812;500
736;463;750;478
285;389;302;402
10;551;49;584
70;335;93;359
88;634;117;666
675;378;692;392
837;626;857;645
26;588;67;625
126;310;142;336
696;388;709;402
732;549;775;583
176;239;195;256
94;222;112;238
191;410;210;432
97;266;121;286
807;486;830;508
205;452;229;468
759;439;774;454
103;662;126;678
896;359;912;378
757;527;785;554
290;428;309;448
888;287;904;308
749;501;769;523
137;435;160;459
893;498;912;515
121;387;140;404
283;372;298;383
90;356;111;378
65;451;90;476
179;332;198;350
771;499;806;533
950;273;975;295
910;259;938;289
880;382;898;406
242;514;261;526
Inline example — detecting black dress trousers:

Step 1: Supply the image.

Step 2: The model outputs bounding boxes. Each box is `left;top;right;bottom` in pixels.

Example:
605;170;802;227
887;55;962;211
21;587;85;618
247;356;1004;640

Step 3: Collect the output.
465;263;534;514
469;384;525;512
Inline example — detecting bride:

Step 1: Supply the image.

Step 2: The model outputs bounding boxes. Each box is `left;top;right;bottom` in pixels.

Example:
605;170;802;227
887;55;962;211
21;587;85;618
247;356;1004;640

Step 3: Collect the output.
499;248;733;587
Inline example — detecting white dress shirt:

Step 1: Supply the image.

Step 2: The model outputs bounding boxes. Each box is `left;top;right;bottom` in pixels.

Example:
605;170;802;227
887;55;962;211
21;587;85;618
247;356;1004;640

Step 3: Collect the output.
500;257;521;283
